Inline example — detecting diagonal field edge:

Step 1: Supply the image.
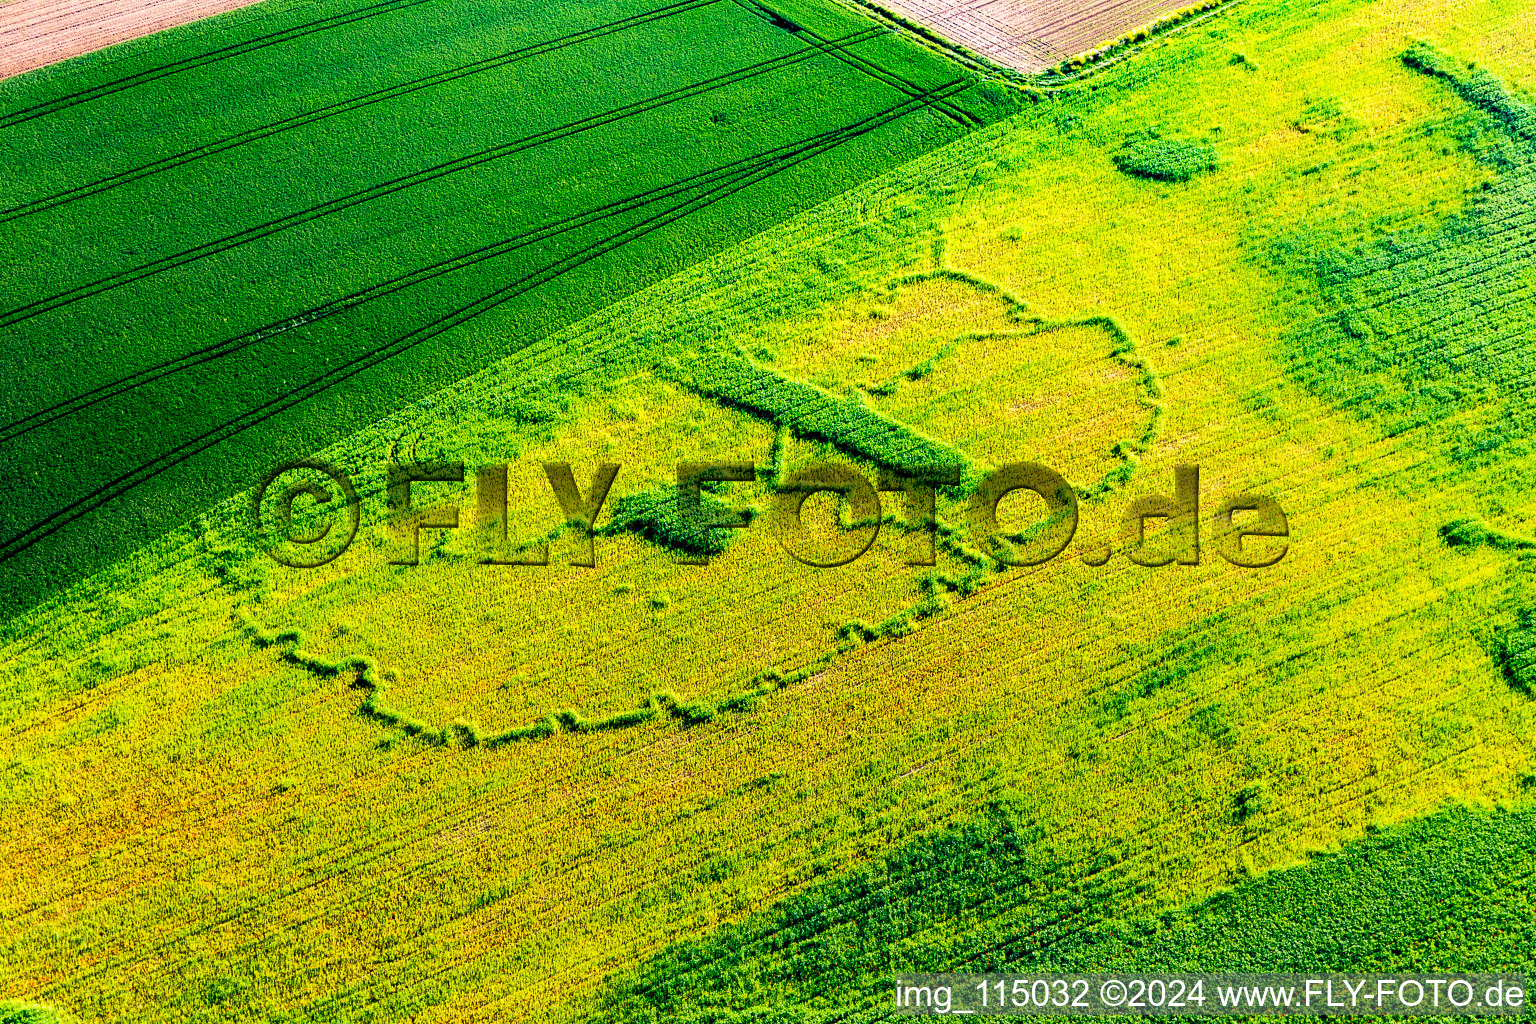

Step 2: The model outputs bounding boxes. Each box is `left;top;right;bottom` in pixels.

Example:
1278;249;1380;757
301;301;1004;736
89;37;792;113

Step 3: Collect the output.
733;0;976;127
0;0;446;126
17;84;970;981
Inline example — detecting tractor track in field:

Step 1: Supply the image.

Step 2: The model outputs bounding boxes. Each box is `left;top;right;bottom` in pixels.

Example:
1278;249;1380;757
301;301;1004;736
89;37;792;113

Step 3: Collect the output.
0;0;729;223
0;97;949;446
0;80;969;569
0;26;886;332
9;436;1482;1002
0;0;442;98
736;0;975;127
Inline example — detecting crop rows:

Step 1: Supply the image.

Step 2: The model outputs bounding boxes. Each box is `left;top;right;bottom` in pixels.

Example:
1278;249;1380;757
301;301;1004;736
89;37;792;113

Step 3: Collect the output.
0;78;969;570
0;0;448;126
680;349;968;473
0;31;888;332
0;0;282;81
1283;46;1536;451
0;84;955;448
867;0;1197;73
600;807;1536;1022
0;0;990;615
0;0;731;223
4;5;1533;1020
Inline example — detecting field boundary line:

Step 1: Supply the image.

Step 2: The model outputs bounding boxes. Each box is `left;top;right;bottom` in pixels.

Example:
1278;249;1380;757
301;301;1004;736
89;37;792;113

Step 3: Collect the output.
733;0;976;126
0;78;947;444
239;612;832;748
0;81;969;566
830;0;1242;86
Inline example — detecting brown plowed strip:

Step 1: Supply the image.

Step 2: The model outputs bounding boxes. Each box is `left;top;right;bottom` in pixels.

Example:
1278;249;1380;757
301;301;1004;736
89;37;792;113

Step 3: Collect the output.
0;0;268;80
877;0;1193;71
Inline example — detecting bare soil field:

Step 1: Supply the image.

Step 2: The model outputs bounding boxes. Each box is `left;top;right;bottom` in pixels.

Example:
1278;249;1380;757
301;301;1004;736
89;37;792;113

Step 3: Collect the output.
873;0;1195;70
0;0;266;79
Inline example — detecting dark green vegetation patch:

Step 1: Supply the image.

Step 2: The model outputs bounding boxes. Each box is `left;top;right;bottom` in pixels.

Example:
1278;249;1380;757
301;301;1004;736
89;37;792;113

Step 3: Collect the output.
681;351;966;473
1112;130;1219;181
1284;46;1536;462
1440;517;1536;552
603;484;752;558
596;805;1536;1022
0;1003;63;1024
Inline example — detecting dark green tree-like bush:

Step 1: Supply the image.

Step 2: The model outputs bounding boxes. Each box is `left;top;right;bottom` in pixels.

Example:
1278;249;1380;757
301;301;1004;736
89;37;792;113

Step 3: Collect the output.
1114;131;1219;182
603;485;752;558
1498;612;1536;697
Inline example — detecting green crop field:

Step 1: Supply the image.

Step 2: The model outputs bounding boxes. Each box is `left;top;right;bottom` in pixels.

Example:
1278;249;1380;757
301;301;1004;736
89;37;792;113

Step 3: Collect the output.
0;0;1021;616
601;804;1536;1022
2;0;1535;1019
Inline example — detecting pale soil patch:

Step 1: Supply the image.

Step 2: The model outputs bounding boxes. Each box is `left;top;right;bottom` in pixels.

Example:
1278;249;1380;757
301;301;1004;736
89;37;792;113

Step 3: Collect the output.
875;0;1193;71
0;0;267;80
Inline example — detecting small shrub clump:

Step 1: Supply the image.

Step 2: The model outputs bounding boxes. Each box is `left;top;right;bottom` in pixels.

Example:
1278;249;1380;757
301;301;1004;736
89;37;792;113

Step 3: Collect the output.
602;485;752;558
1498;612;1536;697
1440;517;1536;551
1114;131;1219;182
1;1003;64;1024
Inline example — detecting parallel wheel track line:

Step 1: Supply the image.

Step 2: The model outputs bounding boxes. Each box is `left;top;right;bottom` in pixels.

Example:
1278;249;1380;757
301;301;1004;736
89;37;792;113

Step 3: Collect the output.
0;0;447;128
0;76;903;445
0;80;968;570
20;85;968;992
0;0;726;223
0;27;883;331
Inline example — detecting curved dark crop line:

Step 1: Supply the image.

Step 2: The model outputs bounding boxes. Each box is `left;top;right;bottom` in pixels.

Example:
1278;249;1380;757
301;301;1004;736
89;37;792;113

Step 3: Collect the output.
731;0;975;127
0;80;968;566
158;577;908;1011
267;568;1234;1024
0;100;930;445
240;613;822;749
45;567;1277;1003
608;610;1259;1017
0;28;881;331
0;0;447;130
0;0;725;223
